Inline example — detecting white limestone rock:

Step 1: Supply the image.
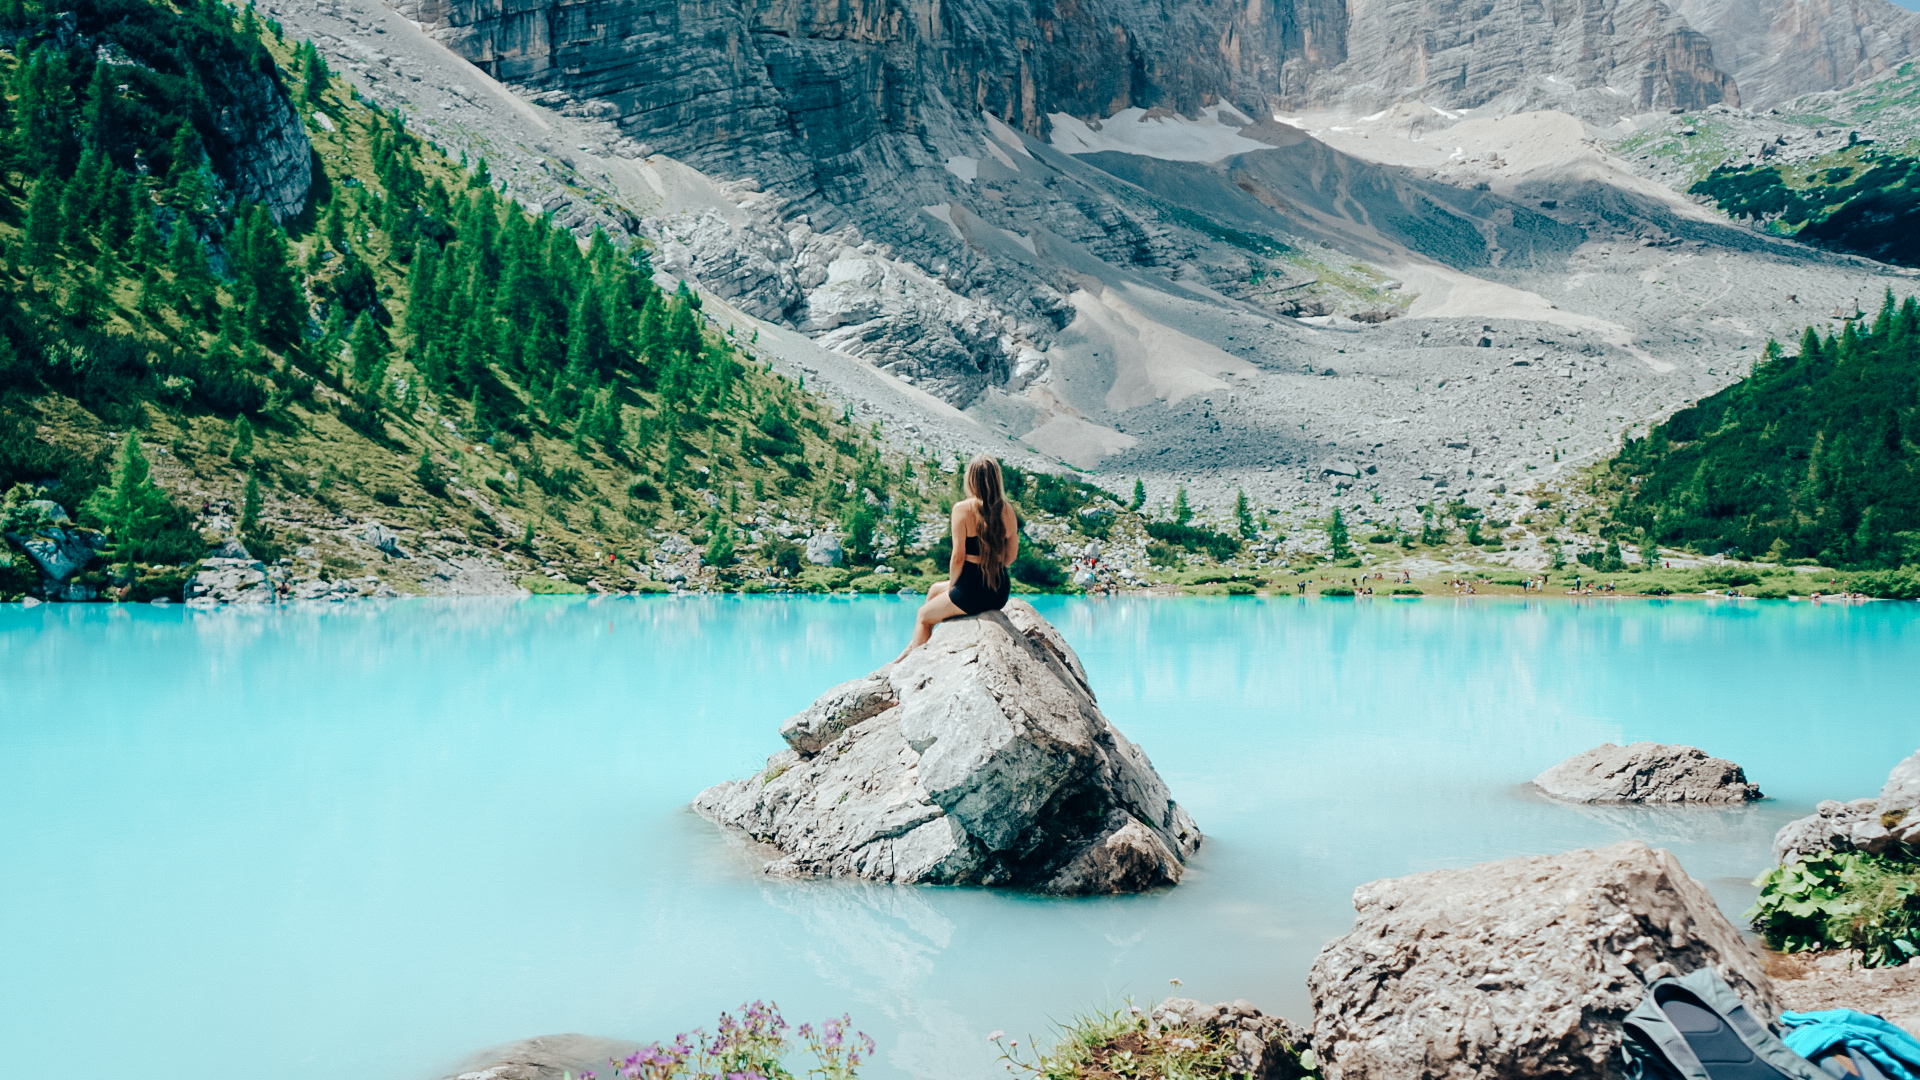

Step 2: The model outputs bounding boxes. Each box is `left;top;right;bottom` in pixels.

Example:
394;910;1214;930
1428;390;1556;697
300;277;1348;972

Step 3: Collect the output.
1308;840;1777;1080
1533;742;1763;804
1773;749;1920;861
693;599;1199;894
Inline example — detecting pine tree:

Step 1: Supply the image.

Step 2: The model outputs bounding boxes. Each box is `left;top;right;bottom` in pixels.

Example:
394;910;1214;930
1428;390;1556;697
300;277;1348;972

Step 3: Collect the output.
300;40;331;106
82;432;197;564
240;472;262;534
229;416;255;462
1327;507;1351;559
349;313;385;389
1234;489;1255;539
1172;486;1191;525
1129;478;1145;512
168;224;213;311
15;45;74;177
23;175;62;266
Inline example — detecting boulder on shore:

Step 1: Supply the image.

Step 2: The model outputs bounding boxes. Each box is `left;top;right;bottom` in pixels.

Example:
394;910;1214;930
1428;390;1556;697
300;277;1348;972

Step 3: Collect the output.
1774;748;1920;861
1308;840;1776;1080
1532;741;1762;804
1151;998;1312;1080
693;599;1199;894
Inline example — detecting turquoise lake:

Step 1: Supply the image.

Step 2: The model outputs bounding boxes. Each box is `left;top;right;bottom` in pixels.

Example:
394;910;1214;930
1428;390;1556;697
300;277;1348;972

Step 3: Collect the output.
2;596;1914;1080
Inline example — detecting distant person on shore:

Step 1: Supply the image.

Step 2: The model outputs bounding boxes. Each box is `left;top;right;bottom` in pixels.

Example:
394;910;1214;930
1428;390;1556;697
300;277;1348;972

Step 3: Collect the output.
895;454;1019;661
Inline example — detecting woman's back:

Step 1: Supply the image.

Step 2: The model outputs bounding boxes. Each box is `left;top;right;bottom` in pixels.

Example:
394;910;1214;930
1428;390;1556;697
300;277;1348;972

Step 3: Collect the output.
957;497;1016;562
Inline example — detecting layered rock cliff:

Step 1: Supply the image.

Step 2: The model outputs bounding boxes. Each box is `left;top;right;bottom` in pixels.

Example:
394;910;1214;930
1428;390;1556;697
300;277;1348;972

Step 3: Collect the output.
1288;0;1736;116
389;0;1728;214
1671;0;1920;110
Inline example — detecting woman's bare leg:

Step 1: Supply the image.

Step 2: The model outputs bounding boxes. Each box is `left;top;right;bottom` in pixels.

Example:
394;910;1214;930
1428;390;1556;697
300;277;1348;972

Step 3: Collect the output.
897;581;964;661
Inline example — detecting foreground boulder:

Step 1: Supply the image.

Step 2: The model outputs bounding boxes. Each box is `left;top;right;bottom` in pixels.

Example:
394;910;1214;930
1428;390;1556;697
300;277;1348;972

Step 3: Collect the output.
1151;998;1313;1080
436;1033;643;1080
693;599;1199;894
1774;748;1920;861
1308;840;1775;1080
1533;742;1762;804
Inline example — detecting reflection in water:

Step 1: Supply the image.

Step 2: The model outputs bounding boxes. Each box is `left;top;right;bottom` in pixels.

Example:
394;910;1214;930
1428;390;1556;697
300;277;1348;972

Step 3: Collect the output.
0;596;1913;1080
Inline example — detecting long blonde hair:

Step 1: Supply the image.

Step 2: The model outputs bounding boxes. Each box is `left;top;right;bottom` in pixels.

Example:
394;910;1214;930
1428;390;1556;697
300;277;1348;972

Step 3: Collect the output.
966;455;1011;590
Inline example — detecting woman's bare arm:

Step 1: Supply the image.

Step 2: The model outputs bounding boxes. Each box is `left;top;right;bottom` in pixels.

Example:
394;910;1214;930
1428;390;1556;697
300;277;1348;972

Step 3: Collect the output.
1003;502;1020;565
948;501;969;585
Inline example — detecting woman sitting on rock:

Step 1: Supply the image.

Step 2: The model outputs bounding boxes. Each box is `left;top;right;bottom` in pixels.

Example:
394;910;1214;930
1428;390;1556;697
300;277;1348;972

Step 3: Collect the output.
897;454;1019;660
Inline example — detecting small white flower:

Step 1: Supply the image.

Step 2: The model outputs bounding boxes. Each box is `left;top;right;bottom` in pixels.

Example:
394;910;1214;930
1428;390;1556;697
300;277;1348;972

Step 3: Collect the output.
1171;1038;1198;1051
1128;1005;1142;1015
988;1030;1004;1041
1169;977;1183;987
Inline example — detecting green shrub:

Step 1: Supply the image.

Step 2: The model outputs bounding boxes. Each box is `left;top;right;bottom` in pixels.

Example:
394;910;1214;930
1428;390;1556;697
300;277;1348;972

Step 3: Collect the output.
1320;585;1354;597
0;539;40;599
1011;549;1068;590
1392;587;1422;595
797;566;851;592
1145;520;1240;560
1746;851;1920;967
1223;581;1256;596
1841;568;1920;600
519;575;586;594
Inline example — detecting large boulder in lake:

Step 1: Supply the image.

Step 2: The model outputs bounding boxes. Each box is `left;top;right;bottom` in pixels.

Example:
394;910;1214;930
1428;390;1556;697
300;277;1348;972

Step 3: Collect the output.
693;599;1200;894
1532;742;1762;804
1774;748;1920;861
1307;840;1776;1080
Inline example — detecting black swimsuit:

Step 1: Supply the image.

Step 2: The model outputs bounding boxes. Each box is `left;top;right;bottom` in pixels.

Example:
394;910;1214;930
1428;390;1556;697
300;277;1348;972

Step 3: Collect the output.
949;535;1011;615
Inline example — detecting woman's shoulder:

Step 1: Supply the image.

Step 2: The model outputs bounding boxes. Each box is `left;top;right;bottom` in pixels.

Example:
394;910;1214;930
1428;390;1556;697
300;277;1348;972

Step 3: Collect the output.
952;498;980;519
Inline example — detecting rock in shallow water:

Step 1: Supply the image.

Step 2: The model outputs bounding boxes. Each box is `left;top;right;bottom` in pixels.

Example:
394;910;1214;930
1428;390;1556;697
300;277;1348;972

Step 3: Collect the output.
1307;840;1776;1080
436;1033;643;1080
1774;748;1920;861
693;599;1198;894
1532;741;1762;804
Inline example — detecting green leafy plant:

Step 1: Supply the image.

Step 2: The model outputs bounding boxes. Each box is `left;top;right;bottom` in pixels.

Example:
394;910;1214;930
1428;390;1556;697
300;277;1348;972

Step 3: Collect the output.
1746;851;1920;967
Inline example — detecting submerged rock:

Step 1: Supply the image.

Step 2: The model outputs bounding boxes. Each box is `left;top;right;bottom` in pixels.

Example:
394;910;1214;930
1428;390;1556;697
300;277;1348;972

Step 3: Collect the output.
435;1033;643;1080
1774;748;1920;861
1533;741;1763;804
693;599;1199;894
1308;840;1776;1080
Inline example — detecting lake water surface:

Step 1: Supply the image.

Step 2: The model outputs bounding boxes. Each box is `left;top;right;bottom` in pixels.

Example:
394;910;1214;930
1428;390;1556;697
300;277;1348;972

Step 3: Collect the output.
3;596;1914;1080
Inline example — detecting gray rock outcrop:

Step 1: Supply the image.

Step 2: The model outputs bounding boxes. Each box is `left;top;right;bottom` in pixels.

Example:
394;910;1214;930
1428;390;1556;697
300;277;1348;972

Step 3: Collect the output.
78;9;313;220
803;532;843;567
1670;0;1920;110
1293;0;1736;118
1533;742;1763;804
185;557;275;605
4;523;105;588
1308;840;1777;1080
1151;998;1312;1080
436;1033;644;1080
693;599;1199;894
1773;748;1920;861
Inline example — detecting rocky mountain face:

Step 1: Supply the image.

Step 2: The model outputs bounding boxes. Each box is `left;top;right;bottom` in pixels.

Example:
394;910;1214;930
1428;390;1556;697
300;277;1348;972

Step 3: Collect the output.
68;6;315;220
1670;0;1920;109
276;0;1914;533
1289;0;1736;117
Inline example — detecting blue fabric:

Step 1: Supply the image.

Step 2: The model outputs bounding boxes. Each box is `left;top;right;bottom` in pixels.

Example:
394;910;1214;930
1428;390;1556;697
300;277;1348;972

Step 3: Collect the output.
1780;1010;1920;1080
